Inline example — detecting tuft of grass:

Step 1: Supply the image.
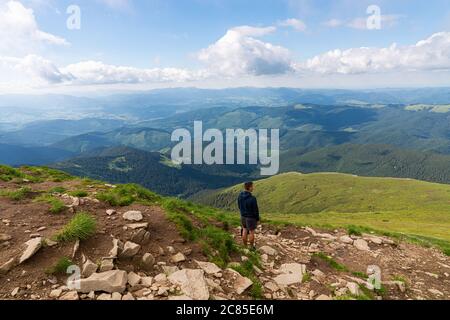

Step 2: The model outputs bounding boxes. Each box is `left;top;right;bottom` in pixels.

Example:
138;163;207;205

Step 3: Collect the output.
54;212;96;242
313;252;349;272
34;195;66;214
302;272;312;283
96;184;159;207
46;257;74;275
0;187;33;201
347;225;363;236
69;190;88;197
21;166;73;182
49;186;67;194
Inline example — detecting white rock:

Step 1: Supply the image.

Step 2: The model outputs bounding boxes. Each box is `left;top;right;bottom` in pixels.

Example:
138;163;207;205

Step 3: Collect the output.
354;239;370;251
82;259;98;278
106;209;116;216
168;269;210;300
119;241;141;258
259;246;277;256
76;270;128;293
59;291;79;300
100;258;114;272
195;260;222;275
142;253;155;270
316;294;332;300
49;289;63;298
122;211;143;222
109;239;122;258
97;293;112;300
127;272;141;287
11;287;20;297
19;237;42;264
111;292;122;300
122;292;135;300
171;252;186;263
227;269;253;294
154;273;167;283
273;263;306;286
127;223;149;230
339;235;354;244
141;277;153;287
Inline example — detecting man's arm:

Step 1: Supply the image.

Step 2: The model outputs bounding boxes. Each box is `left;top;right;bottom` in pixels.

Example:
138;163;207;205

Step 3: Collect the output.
253;197;260;221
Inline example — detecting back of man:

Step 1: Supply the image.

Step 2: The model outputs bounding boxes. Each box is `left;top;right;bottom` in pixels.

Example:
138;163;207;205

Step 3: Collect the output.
238;182;260;249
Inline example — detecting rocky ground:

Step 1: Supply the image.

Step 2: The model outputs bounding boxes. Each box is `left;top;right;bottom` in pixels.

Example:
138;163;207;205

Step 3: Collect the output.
0;176;449;301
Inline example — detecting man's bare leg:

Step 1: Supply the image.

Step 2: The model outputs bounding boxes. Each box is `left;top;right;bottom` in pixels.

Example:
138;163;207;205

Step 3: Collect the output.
242;228;248;246
248;230;255;248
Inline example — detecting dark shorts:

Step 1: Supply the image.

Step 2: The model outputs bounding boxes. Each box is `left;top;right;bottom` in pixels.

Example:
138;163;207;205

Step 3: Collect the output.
241;217;258;232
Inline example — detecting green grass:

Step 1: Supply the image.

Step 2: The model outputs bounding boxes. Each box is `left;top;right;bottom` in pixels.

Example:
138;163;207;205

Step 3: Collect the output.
312;252;349;272
96;184;159;207
45;257;74;275
54;212;97;242
49;186;67;194
69;190;88;197
0;187;33;201
34;195;66;214
200;173;450;250
302;272;312;283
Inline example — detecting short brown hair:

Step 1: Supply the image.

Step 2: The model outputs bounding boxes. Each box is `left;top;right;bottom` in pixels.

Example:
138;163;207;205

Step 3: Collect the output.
244;181;254;190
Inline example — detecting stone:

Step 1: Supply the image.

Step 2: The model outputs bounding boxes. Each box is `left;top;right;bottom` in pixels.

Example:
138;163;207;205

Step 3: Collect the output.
166;246;175;254
195;260;222;275
227;269;253;294
29;234;41;239
141;277;153;287
60;291;79;300
106;209;116;216
76;270;128;293
119;241;141;259
122;292;135;300
168;269;209;300
49;289;63;298
97;293;112;300
312;269;325;279
273;263;306;286
82;259;98;278
154;273;167;283
100;258;114;272
11;287;20;297
259;245;277;256
347;282;361;296
0;257;17;275
142;253;155;270
131;229;150;245
353;239;370;251
264;282;280;292
0;233;12;242
19;237;42;264
127;223;149;230
339;235;354;244
171;252;186;263
157;287;169;297
123;211;143;222
111;292;122;300
162;265;180;275
127;272;141;287
109;239;123;258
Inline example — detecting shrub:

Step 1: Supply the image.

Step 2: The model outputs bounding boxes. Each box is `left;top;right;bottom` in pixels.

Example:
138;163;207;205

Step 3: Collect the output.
54;212;96;242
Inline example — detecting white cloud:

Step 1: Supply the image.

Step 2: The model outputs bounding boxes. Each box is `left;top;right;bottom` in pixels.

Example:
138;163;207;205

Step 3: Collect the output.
299;32;450;74
278;18;307;32
323;19;343;28
0;1;69;55
197;26;294;76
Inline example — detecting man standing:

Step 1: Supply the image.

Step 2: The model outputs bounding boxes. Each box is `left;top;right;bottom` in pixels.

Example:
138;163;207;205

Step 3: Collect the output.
238;182;260;250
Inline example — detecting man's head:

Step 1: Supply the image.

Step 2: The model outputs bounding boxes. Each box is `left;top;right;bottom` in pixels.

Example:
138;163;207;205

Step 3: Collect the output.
244;181;254;193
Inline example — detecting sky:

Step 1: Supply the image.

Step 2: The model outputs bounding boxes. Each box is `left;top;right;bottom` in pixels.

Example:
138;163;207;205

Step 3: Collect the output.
0;0;450;93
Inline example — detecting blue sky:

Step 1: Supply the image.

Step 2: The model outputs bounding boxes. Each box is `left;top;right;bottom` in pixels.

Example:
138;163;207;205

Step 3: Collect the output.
1;0;450;92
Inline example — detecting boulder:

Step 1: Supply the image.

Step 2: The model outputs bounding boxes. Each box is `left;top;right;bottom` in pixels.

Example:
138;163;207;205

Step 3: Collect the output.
142;253;155;270
195;260;221;275
82;259;98;278
127;223;149;230
168;269;210;300
127;272;141;287
131;229;150;245
99;258;114;272
106;209;116;216
273;263;306;286
122;211;143;222
171;252;186;263
119;241;141;259
226;269;253;294
259;246;277;256
339;235;354;244
19;237;42;264
76;270;128;293
108;239;123;258
354;239;370;251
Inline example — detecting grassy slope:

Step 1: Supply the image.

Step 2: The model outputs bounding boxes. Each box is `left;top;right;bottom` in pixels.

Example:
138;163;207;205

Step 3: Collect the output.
195;172;450;248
